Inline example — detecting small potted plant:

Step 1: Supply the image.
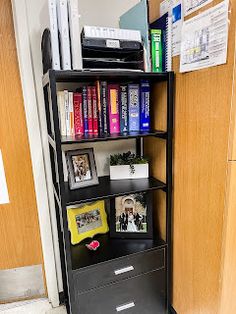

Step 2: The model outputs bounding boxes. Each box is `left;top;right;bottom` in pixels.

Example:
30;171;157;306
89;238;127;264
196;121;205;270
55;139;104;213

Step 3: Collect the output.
109;151;149;180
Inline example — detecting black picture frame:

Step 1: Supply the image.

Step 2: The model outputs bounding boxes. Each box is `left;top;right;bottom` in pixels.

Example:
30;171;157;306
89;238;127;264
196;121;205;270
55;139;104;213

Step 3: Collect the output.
110;192;153;239
66;148;99;190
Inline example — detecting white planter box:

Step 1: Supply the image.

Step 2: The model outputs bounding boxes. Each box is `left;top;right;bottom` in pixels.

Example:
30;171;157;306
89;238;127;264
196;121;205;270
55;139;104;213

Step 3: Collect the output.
110;164;149;180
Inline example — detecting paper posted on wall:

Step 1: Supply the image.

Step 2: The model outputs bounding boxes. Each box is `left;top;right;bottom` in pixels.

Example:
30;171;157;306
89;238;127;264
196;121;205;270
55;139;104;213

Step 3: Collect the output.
0;150;9;205
180;0;229;73
184;0;213;17
160;0;183;56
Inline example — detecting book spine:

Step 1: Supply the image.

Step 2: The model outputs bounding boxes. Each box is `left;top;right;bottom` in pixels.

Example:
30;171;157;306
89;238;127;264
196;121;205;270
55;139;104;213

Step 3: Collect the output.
140;80;150;131
151;29;162;72
82;86;88;133
57;91;66;136
101;81;109;134
128;84;140;132
96;81;103;135
87;86;93;134
120;85;128;133
68;92;74;135
108;84;120;134
73;92;84;135
48;0;60;70
92;86;98;135
64;90;70;136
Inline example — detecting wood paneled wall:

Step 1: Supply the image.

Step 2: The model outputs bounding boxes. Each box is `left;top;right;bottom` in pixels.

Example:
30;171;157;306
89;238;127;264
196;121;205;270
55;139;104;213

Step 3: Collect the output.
147;1;236;313
0;0;44;271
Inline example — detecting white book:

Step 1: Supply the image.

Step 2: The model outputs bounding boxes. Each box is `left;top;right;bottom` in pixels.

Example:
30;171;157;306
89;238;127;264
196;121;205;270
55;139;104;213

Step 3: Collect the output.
68;91;74;135
83;26;142;42
68;0;82;70
48;0;60;69
64;90;70;136
57;0;71;70
57;91;66;136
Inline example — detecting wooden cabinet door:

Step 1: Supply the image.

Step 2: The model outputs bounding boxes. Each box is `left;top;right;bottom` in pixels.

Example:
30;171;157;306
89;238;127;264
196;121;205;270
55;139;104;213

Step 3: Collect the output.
0;0;45;302
219;161;236;314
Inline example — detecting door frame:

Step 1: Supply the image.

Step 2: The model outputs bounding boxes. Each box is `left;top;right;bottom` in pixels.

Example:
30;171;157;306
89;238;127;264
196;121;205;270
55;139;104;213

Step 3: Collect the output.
11;0;60;307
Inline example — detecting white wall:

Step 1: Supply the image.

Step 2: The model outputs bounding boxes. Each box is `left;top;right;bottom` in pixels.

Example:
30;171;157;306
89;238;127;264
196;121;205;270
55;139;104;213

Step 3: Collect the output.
21;0;139;301
78;0;140;28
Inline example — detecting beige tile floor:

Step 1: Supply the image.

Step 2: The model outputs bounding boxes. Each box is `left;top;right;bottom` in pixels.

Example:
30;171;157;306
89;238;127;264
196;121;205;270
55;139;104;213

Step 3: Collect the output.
0;298;67;314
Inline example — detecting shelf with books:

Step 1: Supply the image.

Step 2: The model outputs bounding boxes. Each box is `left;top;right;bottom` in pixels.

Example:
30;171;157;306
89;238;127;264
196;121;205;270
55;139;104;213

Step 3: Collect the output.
64;176;166;206
61;130;167;144
70;233;166;270
56;75;168;141
42;70;170;86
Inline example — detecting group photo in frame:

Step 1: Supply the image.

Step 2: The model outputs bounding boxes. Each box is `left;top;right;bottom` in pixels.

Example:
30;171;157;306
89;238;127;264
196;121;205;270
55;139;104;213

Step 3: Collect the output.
67;200;109;245
66;148;98;190
110;192;153;239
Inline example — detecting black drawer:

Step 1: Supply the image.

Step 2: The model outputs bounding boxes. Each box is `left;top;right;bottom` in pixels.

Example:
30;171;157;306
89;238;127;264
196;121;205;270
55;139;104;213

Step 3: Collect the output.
76;269;166;314
73;247;165;293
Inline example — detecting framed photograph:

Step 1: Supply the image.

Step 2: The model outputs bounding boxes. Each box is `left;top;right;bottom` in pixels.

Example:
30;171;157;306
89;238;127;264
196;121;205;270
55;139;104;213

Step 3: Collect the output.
110;192;153;239
67;200;109;245
66;148;99;190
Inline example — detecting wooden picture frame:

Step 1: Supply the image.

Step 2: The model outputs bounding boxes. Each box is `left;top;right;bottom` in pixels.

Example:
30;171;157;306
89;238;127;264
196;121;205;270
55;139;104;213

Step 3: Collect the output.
66;148;98;190
110;192;153;239
67;200;109;245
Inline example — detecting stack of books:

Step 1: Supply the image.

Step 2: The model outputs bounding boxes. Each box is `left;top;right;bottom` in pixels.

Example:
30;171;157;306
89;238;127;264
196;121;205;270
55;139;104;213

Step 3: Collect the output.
57;80;150;137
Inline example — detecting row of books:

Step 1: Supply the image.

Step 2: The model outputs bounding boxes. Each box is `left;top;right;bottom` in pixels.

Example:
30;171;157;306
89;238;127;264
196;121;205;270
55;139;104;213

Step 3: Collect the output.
57;80;151;137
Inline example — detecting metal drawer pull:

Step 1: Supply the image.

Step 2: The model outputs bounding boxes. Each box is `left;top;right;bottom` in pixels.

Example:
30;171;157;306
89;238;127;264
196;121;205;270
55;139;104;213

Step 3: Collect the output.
116;302;135;312
114;266;134;275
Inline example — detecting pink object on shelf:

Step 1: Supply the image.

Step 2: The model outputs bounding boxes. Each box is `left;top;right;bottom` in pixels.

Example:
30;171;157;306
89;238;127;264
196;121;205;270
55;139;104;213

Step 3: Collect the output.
86;240;100;251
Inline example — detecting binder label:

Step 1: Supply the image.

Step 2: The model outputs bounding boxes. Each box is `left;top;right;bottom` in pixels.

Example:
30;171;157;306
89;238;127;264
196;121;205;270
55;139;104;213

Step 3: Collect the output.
106;39;120;49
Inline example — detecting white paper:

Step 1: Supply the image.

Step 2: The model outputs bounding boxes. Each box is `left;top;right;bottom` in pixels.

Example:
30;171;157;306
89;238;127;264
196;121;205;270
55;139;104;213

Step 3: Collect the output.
0;150;9;204
160;0;183;56
180;0;229;73
184;0;213;17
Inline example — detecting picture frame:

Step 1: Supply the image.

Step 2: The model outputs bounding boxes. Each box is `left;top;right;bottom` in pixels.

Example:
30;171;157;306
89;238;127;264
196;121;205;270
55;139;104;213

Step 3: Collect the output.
67;200;109;245
66;148;99;190
110;192;153;239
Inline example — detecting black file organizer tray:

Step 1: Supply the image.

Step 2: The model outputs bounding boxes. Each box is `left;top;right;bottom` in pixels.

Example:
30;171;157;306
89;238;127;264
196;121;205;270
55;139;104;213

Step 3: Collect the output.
82;38;144;70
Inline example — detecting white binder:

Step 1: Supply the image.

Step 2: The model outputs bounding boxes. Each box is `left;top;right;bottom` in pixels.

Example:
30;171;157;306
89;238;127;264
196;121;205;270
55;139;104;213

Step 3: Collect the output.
48;0;60;70
57;0;71;70
68;0;82;70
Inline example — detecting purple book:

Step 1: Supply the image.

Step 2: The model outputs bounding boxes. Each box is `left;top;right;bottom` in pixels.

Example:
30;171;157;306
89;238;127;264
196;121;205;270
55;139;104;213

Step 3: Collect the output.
128;84;140;132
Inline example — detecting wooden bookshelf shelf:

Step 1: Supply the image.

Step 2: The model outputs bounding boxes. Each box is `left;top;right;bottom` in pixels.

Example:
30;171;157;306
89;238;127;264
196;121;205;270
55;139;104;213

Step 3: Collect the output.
61;130;167;144
70;233;166;270
43;69;170;86
64;176;166;206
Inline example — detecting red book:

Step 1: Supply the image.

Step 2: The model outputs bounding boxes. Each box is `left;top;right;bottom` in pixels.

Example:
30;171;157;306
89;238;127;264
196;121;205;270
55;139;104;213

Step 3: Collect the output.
108;84;120;134
92;86;98;134
73;92;84;135
87;86;93;134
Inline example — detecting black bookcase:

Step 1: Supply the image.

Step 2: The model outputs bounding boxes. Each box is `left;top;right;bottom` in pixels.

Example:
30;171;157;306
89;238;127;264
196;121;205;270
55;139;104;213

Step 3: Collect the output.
42;70;174;314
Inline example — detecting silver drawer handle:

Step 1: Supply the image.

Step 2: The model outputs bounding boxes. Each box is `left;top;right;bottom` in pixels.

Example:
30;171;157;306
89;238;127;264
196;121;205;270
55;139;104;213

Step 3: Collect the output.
116;302;135;312
114;266;134;275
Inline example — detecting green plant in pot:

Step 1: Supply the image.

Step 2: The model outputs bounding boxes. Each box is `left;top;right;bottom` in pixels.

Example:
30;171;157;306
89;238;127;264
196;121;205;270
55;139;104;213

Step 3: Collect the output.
110;151;149;180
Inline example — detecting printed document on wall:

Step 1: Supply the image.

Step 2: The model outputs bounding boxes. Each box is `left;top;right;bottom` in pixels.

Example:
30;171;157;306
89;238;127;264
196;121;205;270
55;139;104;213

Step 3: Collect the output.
184;0;213;17
180;0;229;73
160;0;183;56
0;150;9;205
